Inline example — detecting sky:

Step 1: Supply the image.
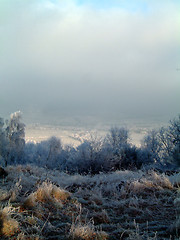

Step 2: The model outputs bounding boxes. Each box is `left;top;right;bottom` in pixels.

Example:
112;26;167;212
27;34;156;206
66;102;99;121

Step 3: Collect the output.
0;0;180;124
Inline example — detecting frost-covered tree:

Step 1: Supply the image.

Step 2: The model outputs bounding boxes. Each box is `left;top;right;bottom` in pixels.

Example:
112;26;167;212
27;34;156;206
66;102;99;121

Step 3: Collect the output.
168;115;180;166
107;127;129;148
141;115;180;169
101;127;142;170
157;127;174;161
103;127;129;167
169;115;180;145
142;129;161;163
66;134;104;174
0;117;8;166
45;136;63;168
0;112;25;165
25;136;67;169
5;111;25;165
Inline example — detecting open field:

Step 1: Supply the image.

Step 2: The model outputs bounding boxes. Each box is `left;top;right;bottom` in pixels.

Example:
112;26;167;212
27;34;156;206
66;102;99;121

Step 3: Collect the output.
25;117;167;147
0;165;180;239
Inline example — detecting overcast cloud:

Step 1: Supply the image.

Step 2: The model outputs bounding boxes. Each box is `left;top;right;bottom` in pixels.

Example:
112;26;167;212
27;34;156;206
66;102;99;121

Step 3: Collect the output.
0;0;179;123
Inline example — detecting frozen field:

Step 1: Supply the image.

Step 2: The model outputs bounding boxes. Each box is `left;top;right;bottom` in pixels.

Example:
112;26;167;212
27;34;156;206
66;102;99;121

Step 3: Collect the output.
0;165;179;239
25;118;168;147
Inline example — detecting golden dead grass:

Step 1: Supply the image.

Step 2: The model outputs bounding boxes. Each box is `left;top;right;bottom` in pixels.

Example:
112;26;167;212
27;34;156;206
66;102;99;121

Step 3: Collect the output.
70;223;108;240
126;172;173;195
34;182;71;202
23;181;71;210
1;218;19;237
0;208;19;237
51;186;71;201
23;194;37;209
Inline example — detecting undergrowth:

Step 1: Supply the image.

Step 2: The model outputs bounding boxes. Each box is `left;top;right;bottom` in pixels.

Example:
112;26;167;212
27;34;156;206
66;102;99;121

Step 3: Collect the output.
0;165;179;239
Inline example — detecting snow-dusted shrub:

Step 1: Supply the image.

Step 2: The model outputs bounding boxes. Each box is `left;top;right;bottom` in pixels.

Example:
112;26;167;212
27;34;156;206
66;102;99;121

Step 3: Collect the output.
66;138;104;174
141;114;180;169
24;136;69;170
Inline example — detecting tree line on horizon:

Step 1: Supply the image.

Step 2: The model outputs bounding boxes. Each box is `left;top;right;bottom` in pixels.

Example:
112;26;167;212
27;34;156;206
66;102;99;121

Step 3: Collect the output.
0;111;180;174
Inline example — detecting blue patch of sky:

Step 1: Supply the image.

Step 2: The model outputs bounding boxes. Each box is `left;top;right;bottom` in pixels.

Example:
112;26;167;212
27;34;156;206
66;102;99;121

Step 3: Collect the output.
75;0;149;13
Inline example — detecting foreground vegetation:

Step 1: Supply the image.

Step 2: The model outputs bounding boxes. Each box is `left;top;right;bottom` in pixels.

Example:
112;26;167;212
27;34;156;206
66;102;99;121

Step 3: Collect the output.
0;112;180;239
0;165;180;239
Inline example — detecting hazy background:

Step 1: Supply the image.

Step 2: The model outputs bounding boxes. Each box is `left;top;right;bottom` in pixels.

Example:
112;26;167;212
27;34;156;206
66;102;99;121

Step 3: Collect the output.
0;0;179;126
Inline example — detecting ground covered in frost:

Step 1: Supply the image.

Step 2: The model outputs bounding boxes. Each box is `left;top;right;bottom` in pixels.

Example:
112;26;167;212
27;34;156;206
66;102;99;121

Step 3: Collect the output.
0;165;180;239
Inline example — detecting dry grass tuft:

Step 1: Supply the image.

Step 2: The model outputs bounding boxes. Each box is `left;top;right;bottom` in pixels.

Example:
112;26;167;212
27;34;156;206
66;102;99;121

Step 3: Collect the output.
23;181;71;210
149;171;173;189
51;185;71;201
0;189;10;201
23;193;37;208
126;172;173;195
0;207;19;237
34;182;71;203
35;187;50;203
1;218;19;237
70;222;108;240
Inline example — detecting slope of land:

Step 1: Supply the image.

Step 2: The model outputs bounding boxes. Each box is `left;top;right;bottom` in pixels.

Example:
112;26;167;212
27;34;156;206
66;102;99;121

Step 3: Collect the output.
0;165;180;239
